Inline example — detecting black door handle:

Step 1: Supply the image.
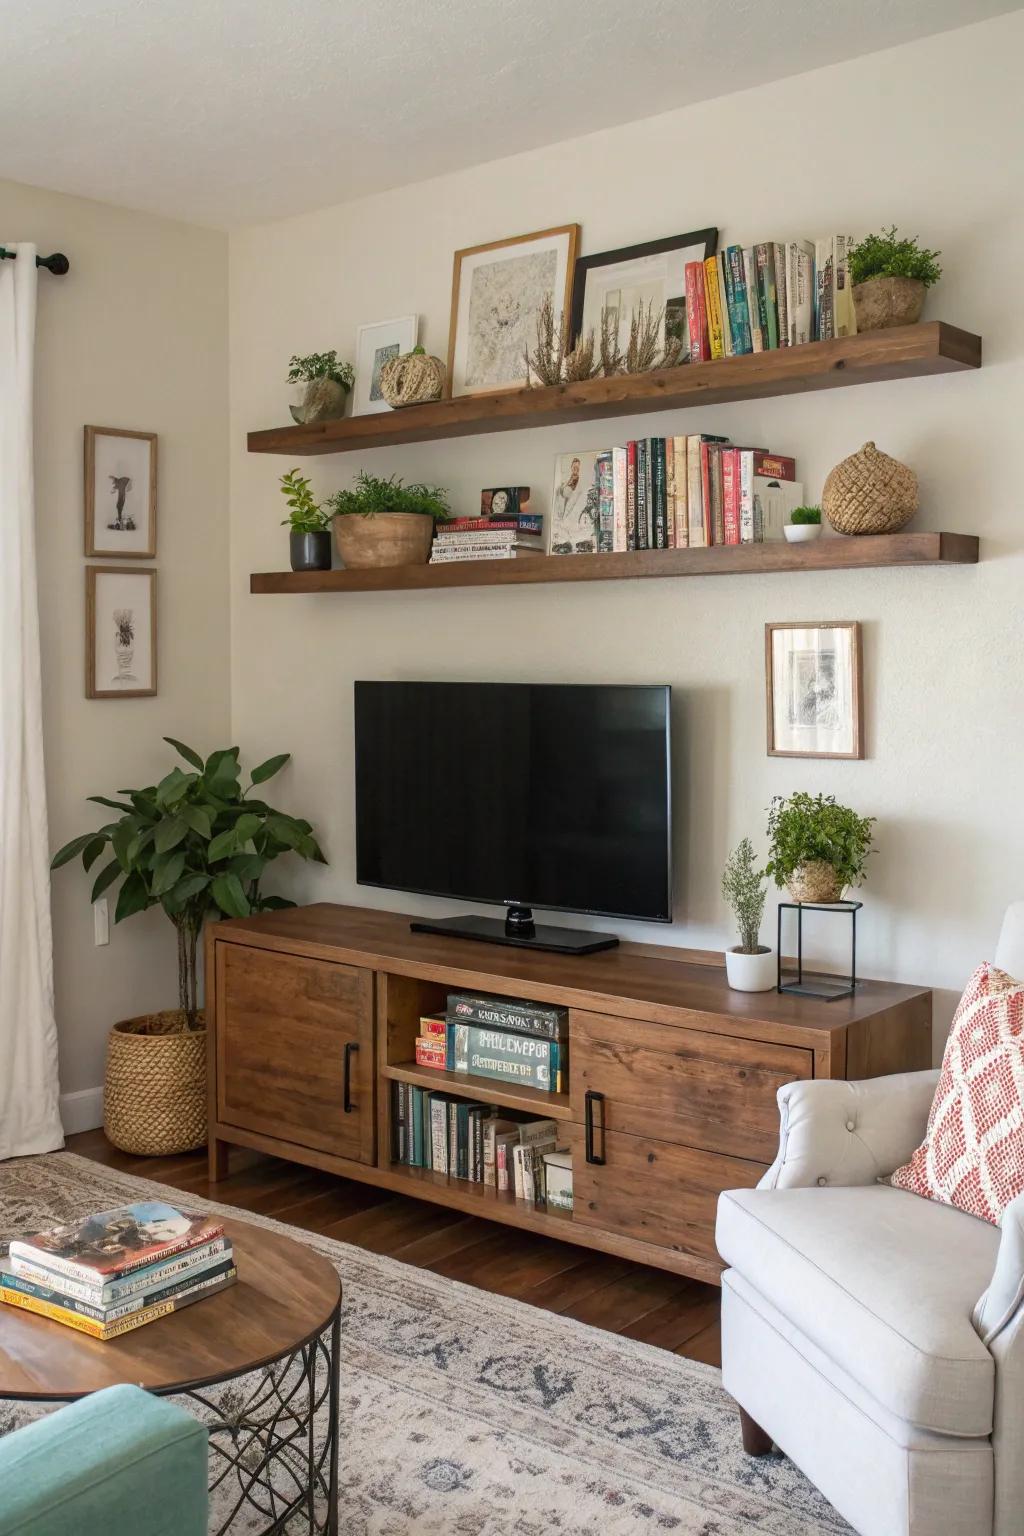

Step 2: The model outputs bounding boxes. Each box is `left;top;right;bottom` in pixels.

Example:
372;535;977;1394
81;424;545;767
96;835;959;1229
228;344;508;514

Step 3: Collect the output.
584;1088;606;1165
343;1041;358;1113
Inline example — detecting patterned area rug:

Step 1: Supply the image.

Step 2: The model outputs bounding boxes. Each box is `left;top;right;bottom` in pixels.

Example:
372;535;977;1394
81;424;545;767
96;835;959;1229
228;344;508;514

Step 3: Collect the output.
0;1152;849;1534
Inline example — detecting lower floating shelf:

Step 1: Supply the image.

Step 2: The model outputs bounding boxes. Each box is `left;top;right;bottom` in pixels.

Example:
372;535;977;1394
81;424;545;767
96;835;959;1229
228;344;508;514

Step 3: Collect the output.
250;531;978;594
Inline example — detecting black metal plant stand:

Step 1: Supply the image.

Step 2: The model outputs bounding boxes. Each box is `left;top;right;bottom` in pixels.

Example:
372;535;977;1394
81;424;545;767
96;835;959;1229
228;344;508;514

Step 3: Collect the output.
777;900;863;1001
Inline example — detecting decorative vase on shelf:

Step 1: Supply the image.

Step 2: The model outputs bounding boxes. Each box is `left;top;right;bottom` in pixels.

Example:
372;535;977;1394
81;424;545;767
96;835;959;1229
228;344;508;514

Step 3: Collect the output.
822;441;918;536
852;275;925;332
725;947;778;993
289;377;349;425
289;530;332;572
786;861;846;904
783;523;822;544
378;350;446;408
334;512;434;569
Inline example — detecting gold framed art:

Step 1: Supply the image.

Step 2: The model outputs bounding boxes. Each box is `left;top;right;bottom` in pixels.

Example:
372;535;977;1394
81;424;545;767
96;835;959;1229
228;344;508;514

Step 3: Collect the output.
86;566;158;699
84;425;157;559
446;224;580;398
766;621;863;759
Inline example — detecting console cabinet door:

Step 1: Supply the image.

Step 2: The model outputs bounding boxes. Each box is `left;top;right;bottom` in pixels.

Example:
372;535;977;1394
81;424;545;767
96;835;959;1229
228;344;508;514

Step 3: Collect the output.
215;941;374;1163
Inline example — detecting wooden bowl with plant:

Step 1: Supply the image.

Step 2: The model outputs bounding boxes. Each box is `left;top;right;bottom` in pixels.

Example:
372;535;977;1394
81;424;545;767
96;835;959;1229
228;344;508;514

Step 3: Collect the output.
848;228;942;332
326;472;452;568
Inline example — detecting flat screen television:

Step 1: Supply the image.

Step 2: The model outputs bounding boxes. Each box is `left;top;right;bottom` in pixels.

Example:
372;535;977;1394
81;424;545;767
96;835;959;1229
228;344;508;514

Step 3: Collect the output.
354;681;672;953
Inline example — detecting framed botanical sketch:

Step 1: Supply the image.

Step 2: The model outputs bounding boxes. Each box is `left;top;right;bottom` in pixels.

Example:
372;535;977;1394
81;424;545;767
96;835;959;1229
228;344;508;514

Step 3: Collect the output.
86;567;157;698
447;224;579;398
84;426;157;558
353;314;418;415
569;228;718;360
766;621;863;759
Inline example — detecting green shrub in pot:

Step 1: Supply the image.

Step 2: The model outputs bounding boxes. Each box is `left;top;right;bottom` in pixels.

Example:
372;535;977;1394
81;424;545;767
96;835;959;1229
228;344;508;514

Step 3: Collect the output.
325;472;453;569
847;227;942;331
765;792;875;904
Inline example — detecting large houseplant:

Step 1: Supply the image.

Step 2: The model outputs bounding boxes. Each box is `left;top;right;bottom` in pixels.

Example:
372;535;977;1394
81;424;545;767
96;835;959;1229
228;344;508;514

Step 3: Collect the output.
721;838;775;992
765;792;875;904
847;227;942;332
52;739;325;1155
325;471;452;569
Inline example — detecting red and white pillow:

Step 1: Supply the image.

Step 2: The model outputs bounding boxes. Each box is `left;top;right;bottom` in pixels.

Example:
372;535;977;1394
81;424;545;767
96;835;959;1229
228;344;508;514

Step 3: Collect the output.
891;962;1024;1226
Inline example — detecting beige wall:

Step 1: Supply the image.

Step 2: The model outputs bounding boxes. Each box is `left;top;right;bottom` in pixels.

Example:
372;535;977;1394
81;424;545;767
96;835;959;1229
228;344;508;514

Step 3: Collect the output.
2;179;230;1119
228;13;1024;1053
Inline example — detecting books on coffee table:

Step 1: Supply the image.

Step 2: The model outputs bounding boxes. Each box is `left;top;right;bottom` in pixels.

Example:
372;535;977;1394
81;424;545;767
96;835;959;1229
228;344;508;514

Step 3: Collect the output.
0;1201;236;1340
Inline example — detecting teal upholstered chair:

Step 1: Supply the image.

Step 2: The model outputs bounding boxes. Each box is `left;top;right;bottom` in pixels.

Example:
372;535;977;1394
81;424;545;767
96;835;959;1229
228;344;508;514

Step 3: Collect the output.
0;1383;208;1536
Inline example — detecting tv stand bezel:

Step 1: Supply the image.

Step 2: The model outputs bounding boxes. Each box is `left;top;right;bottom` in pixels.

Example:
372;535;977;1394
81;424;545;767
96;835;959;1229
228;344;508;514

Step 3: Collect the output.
409;905;619;955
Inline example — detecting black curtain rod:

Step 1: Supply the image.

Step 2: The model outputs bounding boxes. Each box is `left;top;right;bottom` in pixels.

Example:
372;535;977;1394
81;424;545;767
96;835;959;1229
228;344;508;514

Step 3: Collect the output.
0;248;70;275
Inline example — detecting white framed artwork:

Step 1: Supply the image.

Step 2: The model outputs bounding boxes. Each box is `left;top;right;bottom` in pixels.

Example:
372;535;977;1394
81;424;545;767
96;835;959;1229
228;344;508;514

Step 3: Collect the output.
353;315;418;415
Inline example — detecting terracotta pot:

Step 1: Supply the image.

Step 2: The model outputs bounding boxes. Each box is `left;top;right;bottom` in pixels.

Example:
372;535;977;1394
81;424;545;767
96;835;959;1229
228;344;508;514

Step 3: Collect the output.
104;1009;207;1156
725;946;777;993
852;276;925;332
334;512;434;568
786;861;846;904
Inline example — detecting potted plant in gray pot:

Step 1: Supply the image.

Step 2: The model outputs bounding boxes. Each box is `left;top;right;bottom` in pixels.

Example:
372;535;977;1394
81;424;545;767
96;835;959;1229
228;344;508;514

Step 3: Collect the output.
287;350;354;423
280;468;333;571
326;472;452;568
766;792;875;904
721;837;775;991
848;227;942;332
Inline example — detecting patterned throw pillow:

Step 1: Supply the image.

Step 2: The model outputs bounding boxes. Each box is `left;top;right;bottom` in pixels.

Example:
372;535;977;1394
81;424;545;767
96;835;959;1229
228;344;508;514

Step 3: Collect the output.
891;963;1024;1225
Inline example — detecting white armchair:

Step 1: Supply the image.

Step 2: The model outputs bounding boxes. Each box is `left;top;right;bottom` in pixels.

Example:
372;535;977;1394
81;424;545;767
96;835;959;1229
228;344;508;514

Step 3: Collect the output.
715;903;1024;1536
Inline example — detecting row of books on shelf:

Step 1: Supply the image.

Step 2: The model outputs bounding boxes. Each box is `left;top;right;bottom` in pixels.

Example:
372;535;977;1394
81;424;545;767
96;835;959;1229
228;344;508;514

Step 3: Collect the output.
0;1201;234;1340
392;1084;573;1210
685;234;855;361
414;991;568;1092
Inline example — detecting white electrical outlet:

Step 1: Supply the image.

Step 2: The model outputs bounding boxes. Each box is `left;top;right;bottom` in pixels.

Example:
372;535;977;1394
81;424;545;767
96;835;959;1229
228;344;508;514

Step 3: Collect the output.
93;898;109;946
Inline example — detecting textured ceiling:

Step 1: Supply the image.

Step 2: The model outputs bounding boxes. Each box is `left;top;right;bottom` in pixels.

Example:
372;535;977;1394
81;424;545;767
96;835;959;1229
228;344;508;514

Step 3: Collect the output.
1;0;1019;227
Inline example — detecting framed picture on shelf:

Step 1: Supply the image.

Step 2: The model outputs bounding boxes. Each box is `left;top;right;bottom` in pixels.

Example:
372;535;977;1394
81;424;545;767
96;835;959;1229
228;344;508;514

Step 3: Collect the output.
84;426;157;558
569;228;718;362
550;450;601;555
353;315;418;415
447;224;579;398
86;567;157;699
766;621;863;759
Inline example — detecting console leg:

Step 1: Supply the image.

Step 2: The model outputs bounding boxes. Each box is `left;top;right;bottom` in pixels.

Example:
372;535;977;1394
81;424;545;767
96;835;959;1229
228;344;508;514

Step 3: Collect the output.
208;1136;230;1183
739;1406;774;1456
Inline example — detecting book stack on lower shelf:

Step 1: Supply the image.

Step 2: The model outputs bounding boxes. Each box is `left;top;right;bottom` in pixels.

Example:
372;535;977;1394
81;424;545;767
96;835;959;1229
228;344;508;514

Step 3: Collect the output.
0;1201;236;1340
414;991;568;1092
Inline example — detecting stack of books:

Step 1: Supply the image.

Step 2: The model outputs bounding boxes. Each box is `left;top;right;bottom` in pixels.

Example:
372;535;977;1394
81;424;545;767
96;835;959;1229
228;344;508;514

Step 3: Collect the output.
444;991;567;1093
0;1201;236;1340
392;1087;570;1208
684;234;855;360
430;511;544;564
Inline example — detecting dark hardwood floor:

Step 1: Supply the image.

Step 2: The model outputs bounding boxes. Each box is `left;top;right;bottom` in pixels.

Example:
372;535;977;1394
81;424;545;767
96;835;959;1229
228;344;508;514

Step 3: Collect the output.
65;1130;721;1364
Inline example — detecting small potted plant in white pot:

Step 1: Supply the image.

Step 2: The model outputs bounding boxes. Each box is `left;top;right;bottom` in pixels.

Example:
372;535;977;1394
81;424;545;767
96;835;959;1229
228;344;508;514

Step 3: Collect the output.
721;837;775;992
848;227;942;332
287;350;355;424
280;468;333;571
784;506;822;543
766;792;875;904
326;472;452;569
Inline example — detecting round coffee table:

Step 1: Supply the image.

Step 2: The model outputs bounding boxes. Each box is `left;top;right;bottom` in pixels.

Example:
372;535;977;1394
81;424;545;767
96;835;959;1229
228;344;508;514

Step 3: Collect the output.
0;1216;341;1536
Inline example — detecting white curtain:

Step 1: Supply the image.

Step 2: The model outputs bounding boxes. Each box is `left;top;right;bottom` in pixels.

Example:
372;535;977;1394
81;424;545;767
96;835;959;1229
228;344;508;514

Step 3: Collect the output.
0;243;63;1158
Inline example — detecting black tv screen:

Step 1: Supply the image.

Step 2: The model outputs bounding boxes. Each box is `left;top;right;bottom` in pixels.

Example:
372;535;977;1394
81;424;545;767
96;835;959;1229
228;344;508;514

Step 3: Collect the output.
354;681;672;923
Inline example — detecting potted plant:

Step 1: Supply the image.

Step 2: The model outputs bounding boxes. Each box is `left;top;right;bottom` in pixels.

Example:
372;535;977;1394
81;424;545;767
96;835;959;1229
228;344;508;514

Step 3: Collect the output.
326;471;452;569
51;740;325;1156
721;838;775;991
784;506;822;544
280;468;333;571
287;350;355;424
847;227;942;332
766;792;875;905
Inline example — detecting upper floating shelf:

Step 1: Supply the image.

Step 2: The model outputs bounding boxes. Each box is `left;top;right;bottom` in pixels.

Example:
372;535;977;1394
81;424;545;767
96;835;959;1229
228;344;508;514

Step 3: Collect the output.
247;322;981;457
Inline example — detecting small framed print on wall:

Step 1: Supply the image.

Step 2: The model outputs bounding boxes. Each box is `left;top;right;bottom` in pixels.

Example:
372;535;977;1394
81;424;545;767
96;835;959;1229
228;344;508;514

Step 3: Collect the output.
84;426;157;558
86;567;157;699
766;621;863;759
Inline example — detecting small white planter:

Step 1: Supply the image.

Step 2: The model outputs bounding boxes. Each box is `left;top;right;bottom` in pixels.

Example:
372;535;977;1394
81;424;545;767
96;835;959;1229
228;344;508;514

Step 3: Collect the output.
725;946;778;992
784;523;822;543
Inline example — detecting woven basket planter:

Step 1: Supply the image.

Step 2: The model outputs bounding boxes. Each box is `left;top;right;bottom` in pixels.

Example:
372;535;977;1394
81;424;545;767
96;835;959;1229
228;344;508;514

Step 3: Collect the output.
822;440;918;536
104;1010;207;1156
786;861;846;904
377;351;446;408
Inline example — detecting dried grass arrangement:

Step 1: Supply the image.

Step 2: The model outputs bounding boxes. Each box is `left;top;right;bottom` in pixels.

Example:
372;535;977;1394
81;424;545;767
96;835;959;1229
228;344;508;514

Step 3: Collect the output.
525;295;686;387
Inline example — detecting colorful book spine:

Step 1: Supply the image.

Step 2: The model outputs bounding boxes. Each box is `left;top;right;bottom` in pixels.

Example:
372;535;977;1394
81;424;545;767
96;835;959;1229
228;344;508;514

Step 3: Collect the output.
420;1013;447;1039
443;515;543;535
596;452;614;553
722;449;740;545
743;247;763;351
636;438;649;550
699;442;714;545
687;435;706;548
9;1224;226;1289
651;438;667;549
815;237;835;340
772;242;788;348
611;446;628;553
10;1236;231;1307
704;255;725;359
625;440;638;552
671;436;688;547
738;449;756;543
754;244;779;350
0;1268;237;1340
725;246;753;354
834;233;857;337
430;1095;449;1173
0;1254;236;1325
786;241;816;346
710;446;726;546
415;1037;447;1069
716;253;733;357
450;1022;563;1092
684;262;709;361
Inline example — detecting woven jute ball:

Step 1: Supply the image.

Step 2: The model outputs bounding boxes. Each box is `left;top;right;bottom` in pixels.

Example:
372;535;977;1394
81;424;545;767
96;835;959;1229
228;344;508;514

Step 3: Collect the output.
378;351;446;407
822;440;918;536
786;861;846;904
104;1010;207;1156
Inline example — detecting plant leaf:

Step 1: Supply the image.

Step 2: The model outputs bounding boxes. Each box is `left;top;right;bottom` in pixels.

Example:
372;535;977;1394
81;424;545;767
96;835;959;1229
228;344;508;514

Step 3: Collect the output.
86;795;135;814
126;826;156;864
152;851;186;895
170;873;211;904
207;827;239;862
228;853;266;882
90;860;122;902
232;812;261;846
250;753;290;785
81;835;108;872
155;767;196;809
204;748;241;789
115;871;151;922
211;872;250;918
163;737;205;770
154;816;188;854
50;832;99;870
180;805;213;839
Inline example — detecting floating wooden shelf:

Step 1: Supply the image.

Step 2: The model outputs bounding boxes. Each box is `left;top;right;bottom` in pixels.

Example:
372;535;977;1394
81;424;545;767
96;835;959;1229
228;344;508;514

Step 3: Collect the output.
250;531;979;595
248;322;981;457
384;1060;573;1120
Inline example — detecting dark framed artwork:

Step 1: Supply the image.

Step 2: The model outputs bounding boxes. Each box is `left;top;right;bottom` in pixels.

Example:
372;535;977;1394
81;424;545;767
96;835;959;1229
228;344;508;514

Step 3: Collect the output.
569;228;718;359
765;621;863;759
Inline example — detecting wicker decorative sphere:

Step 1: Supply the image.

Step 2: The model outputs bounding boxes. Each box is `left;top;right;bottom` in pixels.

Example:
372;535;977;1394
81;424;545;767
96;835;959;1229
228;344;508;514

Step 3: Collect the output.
822;440;918;536
378;350;446;408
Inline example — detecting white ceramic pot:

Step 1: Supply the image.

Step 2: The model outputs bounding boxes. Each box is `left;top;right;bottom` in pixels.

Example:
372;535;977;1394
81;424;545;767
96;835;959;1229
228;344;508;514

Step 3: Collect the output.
725;946;778;992
784;523;822;543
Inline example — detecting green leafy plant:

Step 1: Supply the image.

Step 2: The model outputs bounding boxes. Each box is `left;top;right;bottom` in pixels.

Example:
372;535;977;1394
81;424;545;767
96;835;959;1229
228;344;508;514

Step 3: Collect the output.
789;506;822;526
286;350;354;389
848;228;942;288
721;838;768;954
51;741;326;1029
325;471;452;521
279;468;333;533
765;793;875;890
